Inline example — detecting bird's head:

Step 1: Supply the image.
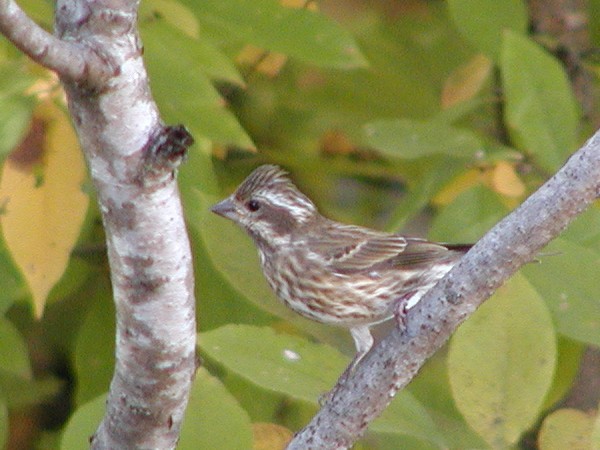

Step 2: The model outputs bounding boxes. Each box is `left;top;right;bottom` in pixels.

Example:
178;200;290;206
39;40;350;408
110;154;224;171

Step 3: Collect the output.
211;165;318;248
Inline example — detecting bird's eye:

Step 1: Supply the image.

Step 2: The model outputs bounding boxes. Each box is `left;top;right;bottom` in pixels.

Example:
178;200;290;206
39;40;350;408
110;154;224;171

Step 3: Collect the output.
246;199;261;212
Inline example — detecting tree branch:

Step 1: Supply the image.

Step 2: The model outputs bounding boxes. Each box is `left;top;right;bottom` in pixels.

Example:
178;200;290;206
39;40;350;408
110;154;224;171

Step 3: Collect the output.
0;0;110;82
1;0;197;448
288;131;600;448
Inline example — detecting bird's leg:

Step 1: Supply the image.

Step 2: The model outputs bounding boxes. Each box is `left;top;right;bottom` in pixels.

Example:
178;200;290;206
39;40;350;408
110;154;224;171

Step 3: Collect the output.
347;326;373;373
327;297;412;401
338;326;373;385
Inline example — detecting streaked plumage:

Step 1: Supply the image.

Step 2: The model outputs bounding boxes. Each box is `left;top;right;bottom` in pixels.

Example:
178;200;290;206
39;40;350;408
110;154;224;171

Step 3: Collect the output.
211;165;470;362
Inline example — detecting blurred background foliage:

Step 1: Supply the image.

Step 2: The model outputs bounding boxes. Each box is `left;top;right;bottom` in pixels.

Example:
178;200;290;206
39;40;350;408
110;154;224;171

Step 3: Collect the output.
0;0;599;448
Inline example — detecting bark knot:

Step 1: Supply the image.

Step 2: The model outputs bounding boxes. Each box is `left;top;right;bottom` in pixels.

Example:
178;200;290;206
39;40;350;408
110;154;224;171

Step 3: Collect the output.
137;125;194;187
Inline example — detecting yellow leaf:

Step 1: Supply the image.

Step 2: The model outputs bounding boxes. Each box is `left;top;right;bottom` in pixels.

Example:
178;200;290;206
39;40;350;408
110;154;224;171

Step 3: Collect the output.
592;409;600;449
0;102;88;318
281;0;316;8
25;71;62;102
449;275;556;447
538;408;596;450
320;129;356;156
441;54;492;109
491;161;525;198
236;45;289;77
253;422;293;450
432;168;481;206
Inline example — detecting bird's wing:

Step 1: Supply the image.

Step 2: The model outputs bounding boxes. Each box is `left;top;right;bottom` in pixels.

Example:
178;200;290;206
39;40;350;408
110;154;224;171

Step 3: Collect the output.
309;224;462;272
308;224;408;271
386;238;462;267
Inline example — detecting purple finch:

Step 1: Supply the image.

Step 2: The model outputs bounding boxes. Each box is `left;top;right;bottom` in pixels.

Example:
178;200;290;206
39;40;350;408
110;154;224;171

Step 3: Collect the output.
212;165;470;364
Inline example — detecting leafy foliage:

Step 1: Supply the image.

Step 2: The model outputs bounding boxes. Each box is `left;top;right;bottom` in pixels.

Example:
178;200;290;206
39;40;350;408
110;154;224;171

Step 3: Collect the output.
0;0;598;448
448;274;556;448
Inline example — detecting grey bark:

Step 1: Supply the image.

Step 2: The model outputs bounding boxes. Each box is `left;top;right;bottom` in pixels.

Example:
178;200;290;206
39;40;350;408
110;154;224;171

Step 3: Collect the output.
0;0;197;448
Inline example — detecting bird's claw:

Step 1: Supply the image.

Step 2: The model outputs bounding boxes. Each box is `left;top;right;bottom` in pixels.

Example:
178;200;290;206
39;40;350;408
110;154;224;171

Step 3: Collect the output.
394;292;413;330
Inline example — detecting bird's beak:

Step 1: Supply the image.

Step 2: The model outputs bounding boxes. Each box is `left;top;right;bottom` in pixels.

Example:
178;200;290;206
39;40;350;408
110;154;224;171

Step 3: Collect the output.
211;197;237;220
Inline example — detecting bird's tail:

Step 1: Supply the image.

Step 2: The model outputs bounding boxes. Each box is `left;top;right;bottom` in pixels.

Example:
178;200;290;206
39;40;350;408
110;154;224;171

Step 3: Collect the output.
444;243;473;253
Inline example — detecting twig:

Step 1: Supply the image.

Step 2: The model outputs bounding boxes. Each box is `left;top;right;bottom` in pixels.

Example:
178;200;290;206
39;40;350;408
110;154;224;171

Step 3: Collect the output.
0;0;110;82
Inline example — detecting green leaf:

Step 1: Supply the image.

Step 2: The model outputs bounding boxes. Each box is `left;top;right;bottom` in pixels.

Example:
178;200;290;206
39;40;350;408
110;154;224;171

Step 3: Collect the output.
201;324;445;443
63;370;253;450
0;98;34;160
372;391;447;447
0;370;62;408
74;278;115;405
0;402;7;450
539;408;596;450
408;354;488;448
179;150;279;329
0;317;31;378
361;119;482;159
143;30;253;150
0;61;36;97
543;338;583;410
501;31;580;172
0;62;36;160
180;0;367;68
447;0;528;61
592;0;600;47
179;368;253;450
218;4;472;152
385;158;469;232
14;0;53;25
200;324;347;403
448;274;556;448
429;185;509;243
558;204;600;248
0;232;29;314
140;17;244;86
0;321;63;407
221;372;284;424
177;137;220;196
523;237;600;347
60;394;105;450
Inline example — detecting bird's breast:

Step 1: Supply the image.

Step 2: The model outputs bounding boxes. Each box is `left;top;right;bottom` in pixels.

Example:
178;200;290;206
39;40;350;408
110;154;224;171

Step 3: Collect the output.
257;251;400;325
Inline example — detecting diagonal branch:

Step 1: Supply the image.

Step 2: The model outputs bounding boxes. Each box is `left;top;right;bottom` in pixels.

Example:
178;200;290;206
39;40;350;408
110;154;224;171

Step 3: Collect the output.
288;130;600;449
0;0;110;82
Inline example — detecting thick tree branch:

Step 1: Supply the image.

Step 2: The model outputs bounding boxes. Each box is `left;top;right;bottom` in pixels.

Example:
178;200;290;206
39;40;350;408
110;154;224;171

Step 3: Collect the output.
1;0;197;448
289;132;600;449
0;0;110;82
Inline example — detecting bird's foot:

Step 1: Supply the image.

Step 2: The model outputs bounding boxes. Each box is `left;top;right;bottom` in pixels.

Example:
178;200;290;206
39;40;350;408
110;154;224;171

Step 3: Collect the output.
394;292;414;330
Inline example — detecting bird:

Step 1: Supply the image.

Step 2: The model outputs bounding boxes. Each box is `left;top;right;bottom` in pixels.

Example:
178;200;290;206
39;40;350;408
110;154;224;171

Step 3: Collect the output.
211;164;471;371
